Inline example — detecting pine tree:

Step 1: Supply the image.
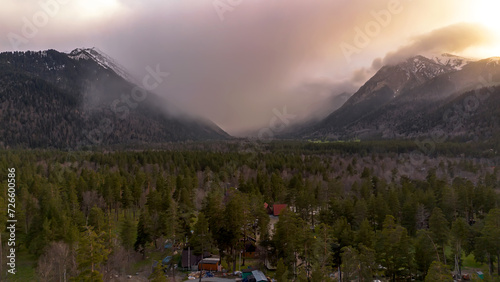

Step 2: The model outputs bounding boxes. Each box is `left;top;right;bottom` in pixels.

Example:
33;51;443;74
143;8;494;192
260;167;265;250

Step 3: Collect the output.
341;245;376;282
414;230;438;278
375;215;411;281
275;258;289;281
425;261;452;282
450;218;469;278
120;215;136;250
134;210;152;257
74;226;110;282
148;263;167;282
190;212;212;255
429;208;449;265
480;208;500;276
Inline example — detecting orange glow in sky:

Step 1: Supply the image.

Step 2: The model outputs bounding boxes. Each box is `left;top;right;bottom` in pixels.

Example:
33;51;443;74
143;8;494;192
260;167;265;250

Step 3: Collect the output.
1;0;500;134
466;0;500;58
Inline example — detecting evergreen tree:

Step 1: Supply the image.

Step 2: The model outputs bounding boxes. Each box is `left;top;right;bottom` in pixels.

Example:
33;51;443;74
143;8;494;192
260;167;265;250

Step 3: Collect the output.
275;258;289;281
479;208;500;276
450;217;469;278
375;215;411;281
414;230;438;278
74;226;110;282
341;245;376;282
148;263;167;282
355;219;374;249
190;212;212;255
425;261;452;282
120;215;136;250
134;210;152;257
429;208;449;265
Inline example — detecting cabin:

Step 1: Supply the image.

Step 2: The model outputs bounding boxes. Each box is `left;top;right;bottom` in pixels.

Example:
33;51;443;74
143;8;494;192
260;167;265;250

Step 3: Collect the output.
198;257;221;272
264;203;288;216
244;242;257;258
272;204;287;216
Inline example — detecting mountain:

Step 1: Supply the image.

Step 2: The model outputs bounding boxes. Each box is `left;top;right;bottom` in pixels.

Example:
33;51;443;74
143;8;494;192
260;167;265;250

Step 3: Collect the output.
0;48;229;149
68;47;137;84
299;54;500;140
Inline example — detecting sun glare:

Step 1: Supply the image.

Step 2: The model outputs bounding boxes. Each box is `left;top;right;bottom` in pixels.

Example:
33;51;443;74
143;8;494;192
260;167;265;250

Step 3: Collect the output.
470;0;500;57
76;0;121;19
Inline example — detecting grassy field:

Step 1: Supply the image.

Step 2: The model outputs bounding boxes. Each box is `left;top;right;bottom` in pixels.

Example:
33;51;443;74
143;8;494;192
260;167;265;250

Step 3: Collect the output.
4;251;38;282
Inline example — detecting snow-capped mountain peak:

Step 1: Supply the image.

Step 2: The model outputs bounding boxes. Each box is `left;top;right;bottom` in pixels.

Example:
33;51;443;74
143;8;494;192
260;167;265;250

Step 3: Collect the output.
68;47;136;83
347;54;469;106
429;53;476;71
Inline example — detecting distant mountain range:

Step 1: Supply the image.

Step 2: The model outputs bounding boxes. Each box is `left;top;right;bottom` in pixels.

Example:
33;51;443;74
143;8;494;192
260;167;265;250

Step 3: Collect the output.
2;48;499;149
295;53;500;141
0;48;229;149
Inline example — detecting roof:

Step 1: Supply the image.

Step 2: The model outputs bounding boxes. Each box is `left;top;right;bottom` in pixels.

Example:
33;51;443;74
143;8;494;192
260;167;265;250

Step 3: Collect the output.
199;258;220;265
264;202;269;209
251;270;268;282
273;204;287;216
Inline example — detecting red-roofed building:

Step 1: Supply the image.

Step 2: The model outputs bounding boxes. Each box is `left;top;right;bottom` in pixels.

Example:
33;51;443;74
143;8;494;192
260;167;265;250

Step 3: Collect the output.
273;204;287;216
264;202;273;215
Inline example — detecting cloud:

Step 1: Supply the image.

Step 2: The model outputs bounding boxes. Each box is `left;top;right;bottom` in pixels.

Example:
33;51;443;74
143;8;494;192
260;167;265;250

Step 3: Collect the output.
344;23;497;93
381;22;495;65
285;79;357;120
0;1;498;135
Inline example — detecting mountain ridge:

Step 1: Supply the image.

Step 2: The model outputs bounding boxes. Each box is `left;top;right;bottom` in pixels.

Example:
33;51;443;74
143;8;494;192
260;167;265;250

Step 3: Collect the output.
0;48;230;149
296;54;500;140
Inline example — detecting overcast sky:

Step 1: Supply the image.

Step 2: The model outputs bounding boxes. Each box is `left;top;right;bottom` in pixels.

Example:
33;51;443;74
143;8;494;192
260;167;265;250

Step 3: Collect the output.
1;0;500;135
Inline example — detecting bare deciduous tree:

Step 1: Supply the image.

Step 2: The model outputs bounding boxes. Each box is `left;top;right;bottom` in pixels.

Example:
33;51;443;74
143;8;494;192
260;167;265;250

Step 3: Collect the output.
37;242;76;282
82;190;106;218
104;246;131;281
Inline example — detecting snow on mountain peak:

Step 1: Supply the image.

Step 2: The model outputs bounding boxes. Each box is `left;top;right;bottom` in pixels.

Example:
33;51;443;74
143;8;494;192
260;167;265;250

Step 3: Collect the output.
485;57;500;66
391;53;476;82
68;47;136;83
429;53;476;71
397;55;451;80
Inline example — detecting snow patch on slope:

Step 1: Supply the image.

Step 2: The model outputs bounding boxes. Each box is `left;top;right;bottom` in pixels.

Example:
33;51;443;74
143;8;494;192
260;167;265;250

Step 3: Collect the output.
68;48;136;83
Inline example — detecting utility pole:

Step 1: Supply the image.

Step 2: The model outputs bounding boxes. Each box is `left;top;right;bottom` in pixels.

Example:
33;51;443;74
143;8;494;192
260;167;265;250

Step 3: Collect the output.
187;235;190;271
199;231;204;282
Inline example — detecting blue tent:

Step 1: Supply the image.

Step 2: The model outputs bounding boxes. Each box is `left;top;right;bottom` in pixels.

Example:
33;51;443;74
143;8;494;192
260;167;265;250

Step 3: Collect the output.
162;256;172;265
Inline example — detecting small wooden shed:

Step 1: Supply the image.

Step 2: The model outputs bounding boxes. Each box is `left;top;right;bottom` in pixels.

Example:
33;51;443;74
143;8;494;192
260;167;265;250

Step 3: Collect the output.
198;258;221;271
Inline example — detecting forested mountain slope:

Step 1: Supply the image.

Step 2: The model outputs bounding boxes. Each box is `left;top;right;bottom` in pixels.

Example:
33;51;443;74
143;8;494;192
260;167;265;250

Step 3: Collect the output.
0;49;229;149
